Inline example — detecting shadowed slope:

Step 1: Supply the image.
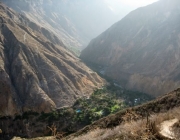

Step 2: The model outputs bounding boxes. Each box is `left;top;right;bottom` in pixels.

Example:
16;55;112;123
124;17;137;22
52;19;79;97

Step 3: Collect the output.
81;0;180;96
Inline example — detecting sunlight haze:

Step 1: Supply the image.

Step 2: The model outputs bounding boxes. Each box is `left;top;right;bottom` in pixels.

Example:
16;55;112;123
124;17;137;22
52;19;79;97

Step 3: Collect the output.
119;0;159;7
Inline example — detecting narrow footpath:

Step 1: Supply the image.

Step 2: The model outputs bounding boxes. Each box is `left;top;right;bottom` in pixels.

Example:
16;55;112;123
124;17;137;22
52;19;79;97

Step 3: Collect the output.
159;118;178;139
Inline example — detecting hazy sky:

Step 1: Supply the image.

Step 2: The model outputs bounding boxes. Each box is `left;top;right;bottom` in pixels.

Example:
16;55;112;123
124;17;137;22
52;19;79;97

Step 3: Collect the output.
120;0;159;7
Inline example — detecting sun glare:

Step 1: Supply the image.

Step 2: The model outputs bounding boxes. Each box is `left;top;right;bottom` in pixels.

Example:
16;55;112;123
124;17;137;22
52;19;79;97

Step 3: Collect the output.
119;0;159;7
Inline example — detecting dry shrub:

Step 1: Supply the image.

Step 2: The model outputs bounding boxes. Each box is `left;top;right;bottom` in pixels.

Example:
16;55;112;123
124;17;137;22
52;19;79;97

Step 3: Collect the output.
47;123;66;139
65;107;180;140
172;120;180;139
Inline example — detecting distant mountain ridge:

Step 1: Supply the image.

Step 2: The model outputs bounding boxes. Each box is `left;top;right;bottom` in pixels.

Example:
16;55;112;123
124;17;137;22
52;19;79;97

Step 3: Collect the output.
0;3;104;116
1;0;133;50
81;0;180;96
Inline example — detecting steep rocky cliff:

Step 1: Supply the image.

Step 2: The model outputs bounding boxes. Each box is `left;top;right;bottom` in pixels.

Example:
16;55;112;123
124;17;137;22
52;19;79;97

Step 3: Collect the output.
0;3;104;116
1;0;132;50
81;0;180;96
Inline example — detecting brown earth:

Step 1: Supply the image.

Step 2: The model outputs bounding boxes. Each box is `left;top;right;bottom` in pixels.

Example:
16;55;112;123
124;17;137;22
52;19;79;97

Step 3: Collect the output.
0;3;104;116
2;88;180;139
65;88;180;139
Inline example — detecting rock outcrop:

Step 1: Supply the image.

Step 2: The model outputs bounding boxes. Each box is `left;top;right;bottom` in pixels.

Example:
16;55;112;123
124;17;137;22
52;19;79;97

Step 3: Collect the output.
0;3;104;116
81;0;180;96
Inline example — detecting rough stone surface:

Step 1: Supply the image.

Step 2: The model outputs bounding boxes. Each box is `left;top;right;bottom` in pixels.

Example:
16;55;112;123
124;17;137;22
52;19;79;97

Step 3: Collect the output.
0;3;104;116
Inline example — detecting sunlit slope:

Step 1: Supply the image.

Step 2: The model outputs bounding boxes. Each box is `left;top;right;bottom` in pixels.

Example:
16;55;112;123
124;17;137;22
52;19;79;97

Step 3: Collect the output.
0;3;104;116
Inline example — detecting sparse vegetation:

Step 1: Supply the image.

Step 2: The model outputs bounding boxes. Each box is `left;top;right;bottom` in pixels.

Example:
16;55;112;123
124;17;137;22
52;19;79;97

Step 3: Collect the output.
0;83;152;139
68;47;81;56
62;88;180;140
66;107;180;140
1;88;180;140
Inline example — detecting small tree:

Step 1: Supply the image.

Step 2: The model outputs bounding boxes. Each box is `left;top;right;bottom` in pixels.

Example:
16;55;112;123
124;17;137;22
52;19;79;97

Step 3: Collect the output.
47;124;66;139
47;123;57;136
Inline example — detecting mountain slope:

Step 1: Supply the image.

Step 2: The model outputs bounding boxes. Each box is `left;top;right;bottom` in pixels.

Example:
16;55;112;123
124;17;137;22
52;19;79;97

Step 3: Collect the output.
65;88;180;140
1;0;133;50
4;88;180;139
0;3;104;116
81;0;180;96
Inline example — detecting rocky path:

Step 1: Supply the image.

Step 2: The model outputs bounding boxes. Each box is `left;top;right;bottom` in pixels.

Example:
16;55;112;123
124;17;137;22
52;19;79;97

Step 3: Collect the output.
159;118;178;139
24;32;27;42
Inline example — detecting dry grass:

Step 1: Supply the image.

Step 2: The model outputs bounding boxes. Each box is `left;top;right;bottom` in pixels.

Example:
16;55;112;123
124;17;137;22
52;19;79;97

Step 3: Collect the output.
66;107;180;140
173;120;180;139
62;89;180;140
11;136;56;140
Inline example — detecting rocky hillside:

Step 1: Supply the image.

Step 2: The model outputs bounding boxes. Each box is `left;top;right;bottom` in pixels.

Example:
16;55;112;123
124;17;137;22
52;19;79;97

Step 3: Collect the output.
0;84;152;139
3;88;180;139
1;0;133;50
65;88;180;140
0;3;104;116
81;0;180;96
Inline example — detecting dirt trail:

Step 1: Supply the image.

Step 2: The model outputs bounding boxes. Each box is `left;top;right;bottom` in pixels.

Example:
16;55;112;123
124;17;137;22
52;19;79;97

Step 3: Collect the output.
159;118;178;139
24;32;27;42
